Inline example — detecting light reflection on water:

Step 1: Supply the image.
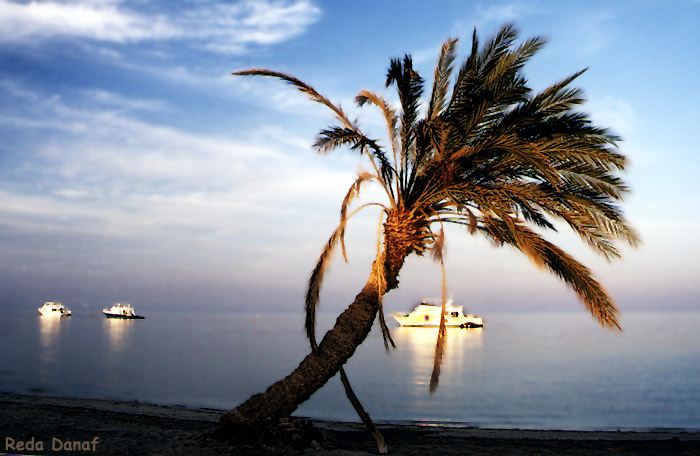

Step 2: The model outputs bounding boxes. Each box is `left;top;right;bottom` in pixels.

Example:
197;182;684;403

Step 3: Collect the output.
38;316;62;356
391;327;483;388
1;309;699;430
103;318;135;355
37;315;67;386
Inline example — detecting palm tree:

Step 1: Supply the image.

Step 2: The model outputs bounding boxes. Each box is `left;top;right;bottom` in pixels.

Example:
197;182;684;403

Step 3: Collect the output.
221;24;638;446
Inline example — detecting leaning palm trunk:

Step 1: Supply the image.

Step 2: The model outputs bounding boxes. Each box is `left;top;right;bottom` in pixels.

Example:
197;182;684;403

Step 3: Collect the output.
220;243;408;431
220;277;381;430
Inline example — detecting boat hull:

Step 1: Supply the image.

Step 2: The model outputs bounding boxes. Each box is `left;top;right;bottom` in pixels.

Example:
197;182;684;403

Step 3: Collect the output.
38;310;71;317
104;313;144;319
397;322;483;328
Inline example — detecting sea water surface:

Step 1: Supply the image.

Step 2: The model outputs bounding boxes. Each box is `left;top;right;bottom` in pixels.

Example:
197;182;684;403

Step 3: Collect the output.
1;308;699;431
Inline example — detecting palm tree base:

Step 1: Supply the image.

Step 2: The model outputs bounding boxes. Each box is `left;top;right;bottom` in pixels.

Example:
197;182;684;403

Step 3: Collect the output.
216;416;329;450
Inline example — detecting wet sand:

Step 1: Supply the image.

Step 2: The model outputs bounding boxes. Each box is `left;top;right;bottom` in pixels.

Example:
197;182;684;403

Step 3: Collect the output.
1;393;699;455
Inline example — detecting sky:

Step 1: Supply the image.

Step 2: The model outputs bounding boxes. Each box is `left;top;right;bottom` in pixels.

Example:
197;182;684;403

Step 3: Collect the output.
0;0;698;317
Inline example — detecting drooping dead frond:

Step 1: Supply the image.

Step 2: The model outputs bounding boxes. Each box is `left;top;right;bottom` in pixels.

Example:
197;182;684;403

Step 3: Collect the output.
467;208;478;234
431;226;445;263
429;224;449;393
429;323;446;393
356;89;399;156
305;228;341;351
374;254;394;352
306;202;389;351
340;172;377;262
339;367;388;454
377;288;395;350
373;213;395;350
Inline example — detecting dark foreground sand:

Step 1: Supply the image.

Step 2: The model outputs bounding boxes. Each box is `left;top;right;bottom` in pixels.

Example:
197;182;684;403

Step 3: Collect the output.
1;393;699;455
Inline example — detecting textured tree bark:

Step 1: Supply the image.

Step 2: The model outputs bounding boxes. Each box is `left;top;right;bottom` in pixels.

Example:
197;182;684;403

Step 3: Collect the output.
220;265;385;431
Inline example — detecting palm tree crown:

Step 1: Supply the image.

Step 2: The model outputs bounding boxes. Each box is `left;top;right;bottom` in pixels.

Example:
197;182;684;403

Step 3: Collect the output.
224;25;640;450
235;24;638;347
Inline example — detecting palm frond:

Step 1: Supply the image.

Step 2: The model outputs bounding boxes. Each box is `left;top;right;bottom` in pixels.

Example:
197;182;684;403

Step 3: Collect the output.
386;56;424;132
306;202;389;351
427;38;458;121
429;324;446;393
315;127;396;187
356;89;399;153
430;229;448;393
466;208;478;234
234;69;396;194
305;227;342;351
377;291;396;350
431;177;635;261
339;367;388;454
233;69;354;129
443;26;547;159
304;227;340;351
517;69;588;119
480;218;621;329
373;213;395;350
386;55;425;192
340;172;377;261
356;89;400;192
431;226;446;263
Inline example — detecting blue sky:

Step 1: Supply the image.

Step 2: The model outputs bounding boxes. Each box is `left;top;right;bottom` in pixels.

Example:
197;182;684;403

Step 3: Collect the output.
1;0;698;317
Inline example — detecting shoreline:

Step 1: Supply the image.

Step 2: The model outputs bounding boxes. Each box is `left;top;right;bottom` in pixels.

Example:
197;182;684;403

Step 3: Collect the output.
2;392;699;455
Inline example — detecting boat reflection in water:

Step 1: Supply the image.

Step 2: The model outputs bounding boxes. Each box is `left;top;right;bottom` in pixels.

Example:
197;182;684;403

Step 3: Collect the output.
392;326;483;390
38;314;64;364
103;318;135;355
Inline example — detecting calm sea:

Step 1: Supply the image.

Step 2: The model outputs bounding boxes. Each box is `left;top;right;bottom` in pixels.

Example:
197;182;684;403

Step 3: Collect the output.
1;307;699;431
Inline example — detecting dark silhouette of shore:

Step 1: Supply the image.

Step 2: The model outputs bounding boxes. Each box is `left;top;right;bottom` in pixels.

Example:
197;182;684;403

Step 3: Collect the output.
1;393;698;455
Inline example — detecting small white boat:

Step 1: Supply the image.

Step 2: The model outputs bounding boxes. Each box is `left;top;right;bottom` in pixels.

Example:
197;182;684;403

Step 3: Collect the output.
38;301;72;317
393;298;483;328
102;303;144;319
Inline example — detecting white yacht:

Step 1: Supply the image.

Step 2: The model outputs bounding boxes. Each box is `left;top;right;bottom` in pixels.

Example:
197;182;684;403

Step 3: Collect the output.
103;303;144;319
38;301;72;317
393;298;483;328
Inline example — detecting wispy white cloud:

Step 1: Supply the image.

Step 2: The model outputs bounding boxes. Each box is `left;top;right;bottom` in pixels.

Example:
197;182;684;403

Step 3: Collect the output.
0;80;355;247
0;0;321;54
0;70;378;300
473;1;534;26
83;89;170;113
0;77;41;101
0;0;174;43
185;0;322;53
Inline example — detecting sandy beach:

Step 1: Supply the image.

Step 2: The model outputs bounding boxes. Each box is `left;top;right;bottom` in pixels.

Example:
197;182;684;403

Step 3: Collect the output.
1;392;699;455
